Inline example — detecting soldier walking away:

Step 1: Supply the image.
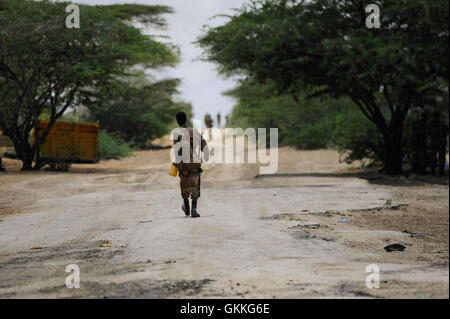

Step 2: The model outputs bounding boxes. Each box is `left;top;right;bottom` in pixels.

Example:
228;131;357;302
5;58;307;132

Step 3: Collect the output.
412;109;428;174
428;111;449;176
172;112;209;218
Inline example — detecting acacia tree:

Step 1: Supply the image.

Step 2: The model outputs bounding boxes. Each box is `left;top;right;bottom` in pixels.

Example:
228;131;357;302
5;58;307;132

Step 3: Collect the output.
198;0;449;174
85;75;193;147
0;0;178;170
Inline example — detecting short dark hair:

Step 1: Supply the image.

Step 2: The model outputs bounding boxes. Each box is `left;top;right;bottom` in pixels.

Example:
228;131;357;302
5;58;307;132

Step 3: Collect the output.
176;112;187;126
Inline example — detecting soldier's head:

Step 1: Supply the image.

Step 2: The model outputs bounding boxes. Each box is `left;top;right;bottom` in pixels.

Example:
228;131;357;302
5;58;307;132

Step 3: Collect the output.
176;112;187;127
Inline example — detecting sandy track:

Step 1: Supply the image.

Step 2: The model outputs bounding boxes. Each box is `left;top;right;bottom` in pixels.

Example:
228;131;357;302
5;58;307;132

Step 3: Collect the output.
0;147;448;298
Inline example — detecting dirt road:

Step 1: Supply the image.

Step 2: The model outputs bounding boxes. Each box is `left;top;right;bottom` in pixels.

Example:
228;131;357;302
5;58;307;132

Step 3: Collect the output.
0;146;448;298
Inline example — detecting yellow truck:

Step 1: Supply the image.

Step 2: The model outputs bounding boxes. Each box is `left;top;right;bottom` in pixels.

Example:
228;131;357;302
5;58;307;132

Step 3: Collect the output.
34;120;99;163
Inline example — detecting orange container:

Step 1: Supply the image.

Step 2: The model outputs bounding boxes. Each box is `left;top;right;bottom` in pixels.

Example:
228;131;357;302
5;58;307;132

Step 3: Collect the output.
169;163;179;177
33;120;99;163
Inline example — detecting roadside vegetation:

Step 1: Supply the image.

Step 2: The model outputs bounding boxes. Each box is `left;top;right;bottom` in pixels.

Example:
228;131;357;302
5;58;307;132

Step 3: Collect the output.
0;0;189;170
199;0;449;174
98;130;133;161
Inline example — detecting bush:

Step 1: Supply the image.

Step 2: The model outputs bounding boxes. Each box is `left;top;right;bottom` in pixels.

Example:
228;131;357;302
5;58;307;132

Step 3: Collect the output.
228;80;448;170
332;109;442;169
332;109;384;167
85;77;193;149
98;130;132;160
227;81;356;149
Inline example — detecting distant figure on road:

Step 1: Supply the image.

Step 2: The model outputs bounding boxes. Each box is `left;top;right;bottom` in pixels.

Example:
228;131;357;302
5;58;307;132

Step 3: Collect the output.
204;113;214;129
172;112;209;218
217;112;222;129
428;111;448;176
412;109;428;174
204;113;214;141
225;115;230;127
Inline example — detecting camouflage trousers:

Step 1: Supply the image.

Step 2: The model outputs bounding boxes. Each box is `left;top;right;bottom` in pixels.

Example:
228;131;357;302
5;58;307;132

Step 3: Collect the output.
179;168;201;200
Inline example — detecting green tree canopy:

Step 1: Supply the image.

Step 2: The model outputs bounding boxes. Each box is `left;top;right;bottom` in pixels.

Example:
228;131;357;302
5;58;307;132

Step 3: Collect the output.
85;74;192;148
225;79;358;150
198;0;449;174
0;0;178;169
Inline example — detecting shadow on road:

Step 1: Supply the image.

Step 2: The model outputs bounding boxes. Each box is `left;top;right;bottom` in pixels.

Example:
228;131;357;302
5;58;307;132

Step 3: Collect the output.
255;171;449;187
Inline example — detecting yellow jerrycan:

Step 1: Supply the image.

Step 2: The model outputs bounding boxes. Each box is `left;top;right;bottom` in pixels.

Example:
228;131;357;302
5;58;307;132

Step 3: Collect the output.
168;163;179;177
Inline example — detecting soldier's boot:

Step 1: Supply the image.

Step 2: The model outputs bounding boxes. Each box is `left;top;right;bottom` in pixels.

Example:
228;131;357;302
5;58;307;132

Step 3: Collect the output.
191;198;200;218
182;199;190;216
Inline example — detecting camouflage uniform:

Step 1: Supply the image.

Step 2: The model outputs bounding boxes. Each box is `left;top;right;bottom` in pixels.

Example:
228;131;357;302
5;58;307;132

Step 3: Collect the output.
179;168;201;199
173;126;207;200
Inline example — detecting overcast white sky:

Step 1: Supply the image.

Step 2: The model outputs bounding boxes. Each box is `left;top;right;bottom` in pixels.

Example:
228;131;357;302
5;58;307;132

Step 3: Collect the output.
74;0;248;122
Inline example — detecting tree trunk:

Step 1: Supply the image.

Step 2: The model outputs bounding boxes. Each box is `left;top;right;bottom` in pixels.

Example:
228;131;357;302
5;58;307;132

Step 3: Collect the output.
33;121;42;170
354;94;409;176
21;152;33;170
10;132;35;171
8;119;54;171
382;127;404;175
20;142;35;171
